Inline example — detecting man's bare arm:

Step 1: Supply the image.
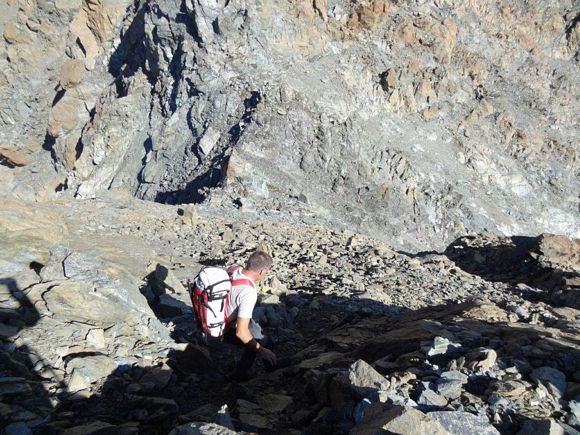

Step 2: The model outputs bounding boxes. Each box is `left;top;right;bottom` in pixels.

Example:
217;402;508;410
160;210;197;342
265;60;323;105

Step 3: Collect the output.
235;316;260;349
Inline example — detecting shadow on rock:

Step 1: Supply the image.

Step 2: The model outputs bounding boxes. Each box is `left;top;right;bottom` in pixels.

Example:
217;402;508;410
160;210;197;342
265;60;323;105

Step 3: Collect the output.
5;270;580;434
0;278;55;434
445;234;580;306
35;288;404;434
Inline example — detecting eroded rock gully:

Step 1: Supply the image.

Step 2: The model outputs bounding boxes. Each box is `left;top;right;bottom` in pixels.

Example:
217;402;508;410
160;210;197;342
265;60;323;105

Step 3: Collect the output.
1;195;579;434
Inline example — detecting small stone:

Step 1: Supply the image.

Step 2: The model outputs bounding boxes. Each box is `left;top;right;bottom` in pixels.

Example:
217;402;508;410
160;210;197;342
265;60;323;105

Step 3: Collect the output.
494;380;528;398
418;389;448;408
65;355;117;392
168;422;238;435
181;204;198;225
467;348;497;372
428;337;462;357
59;59;85;89
85;329;106;349
429;411;499;435
440;370;468;384
198;127;221;156
437;379;464;400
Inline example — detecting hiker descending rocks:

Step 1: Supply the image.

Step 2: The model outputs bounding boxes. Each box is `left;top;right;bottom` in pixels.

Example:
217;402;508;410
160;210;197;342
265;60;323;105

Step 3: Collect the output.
189;250;276;380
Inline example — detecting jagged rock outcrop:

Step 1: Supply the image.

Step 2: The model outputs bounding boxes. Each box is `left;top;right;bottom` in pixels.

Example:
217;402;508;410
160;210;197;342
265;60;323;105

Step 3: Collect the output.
1;0;578;251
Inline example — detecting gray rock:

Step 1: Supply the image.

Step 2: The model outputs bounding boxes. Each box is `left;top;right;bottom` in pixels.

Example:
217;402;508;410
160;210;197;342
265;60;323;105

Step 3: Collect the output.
429;411;499;435
418;389;449;408
4;422;32;435
351;404;450;435
168;422;239;435
569;401;580;427
65;355;118;392
531;367;567;398
347;359;390;399
517;419;566;435
440;371;468;384
0;378;32;395
138;364;173;391
428;337;462;358
437;379;464;400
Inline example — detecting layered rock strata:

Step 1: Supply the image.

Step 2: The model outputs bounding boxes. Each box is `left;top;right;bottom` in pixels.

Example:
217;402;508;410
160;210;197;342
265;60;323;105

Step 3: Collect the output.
1;0;578;251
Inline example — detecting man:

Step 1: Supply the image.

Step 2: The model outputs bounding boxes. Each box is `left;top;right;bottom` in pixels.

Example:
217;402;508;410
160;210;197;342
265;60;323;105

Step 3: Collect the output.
225;250;276;380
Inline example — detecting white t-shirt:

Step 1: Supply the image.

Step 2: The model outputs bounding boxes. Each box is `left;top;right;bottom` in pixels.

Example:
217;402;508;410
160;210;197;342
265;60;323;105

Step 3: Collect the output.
226;266;257;323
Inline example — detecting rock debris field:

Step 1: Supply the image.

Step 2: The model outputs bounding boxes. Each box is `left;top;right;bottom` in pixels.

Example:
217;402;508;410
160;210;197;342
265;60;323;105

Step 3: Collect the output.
1;0;579;434
1;193;579;434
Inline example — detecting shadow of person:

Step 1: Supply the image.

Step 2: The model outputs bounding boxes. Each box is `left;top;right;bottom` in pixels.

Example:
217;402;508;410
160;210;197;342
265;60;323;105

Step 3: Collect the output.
1;278;54;433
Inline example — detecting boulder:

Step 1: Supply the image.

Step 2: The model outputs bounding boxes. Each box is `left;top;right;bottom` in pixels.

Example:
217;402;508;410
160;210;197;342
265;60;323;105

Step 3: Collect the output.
418;389;448;408
436;379;464;400
347;359;390;399
65;355;117;392
517;419;566;435
531;367;567;398
427;337;462;358
352;404;450;435
533;235;580;273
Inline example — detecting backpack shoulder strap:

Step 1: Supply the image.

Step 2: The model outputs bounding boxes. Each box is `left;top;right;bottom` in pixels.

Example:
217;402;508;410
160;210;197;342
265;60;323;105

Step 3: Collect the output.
227;264;255;288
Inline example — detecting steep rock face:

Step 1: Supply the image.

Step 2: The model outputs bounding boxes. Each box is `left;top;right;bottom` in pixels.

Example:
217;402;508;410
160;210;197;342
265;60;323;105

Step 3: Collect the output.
2;0;579;250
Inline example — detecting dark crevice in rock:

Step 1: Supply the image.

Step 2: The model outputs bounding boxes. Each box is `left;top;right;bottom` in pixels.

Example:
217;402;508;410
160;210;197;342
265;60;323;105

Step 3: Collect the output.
41;132;59;165
228;90;261;145
177;0;204;46
109;3;150;93
154;90;262;205
51;88;66;107
167;40;185;115
29;262;44;276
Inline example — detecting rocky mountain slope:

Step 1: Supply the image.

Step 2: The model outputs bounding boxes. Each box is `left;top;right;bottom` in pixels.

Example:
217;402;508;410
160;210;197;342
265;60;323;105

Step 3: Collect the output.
1;0;579;251
1;194;579;434
1;1;580;434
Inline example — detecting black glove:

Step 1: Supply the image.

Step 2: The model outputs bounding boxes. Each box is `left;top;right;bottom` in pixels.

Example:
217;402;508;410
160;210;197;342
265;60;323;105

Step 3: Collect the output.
257;347;277;367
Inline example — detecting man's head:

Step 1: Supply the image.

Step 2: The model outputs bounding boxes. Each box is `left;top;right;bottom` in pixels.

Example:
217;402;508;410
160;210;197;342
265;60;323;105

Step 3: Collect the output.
245;250;272;281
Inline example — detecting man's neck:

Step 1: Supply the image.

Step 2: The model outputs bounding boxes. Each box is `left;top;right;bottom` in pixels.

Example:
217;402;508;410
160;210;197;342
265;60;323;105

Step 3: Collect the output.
242;268;260;282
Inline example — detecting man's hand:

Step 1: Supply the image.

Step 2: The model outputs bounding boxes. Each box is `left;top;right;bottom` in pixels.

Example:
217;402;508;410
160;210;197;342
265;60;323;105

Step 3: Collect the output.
257;347;277;367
